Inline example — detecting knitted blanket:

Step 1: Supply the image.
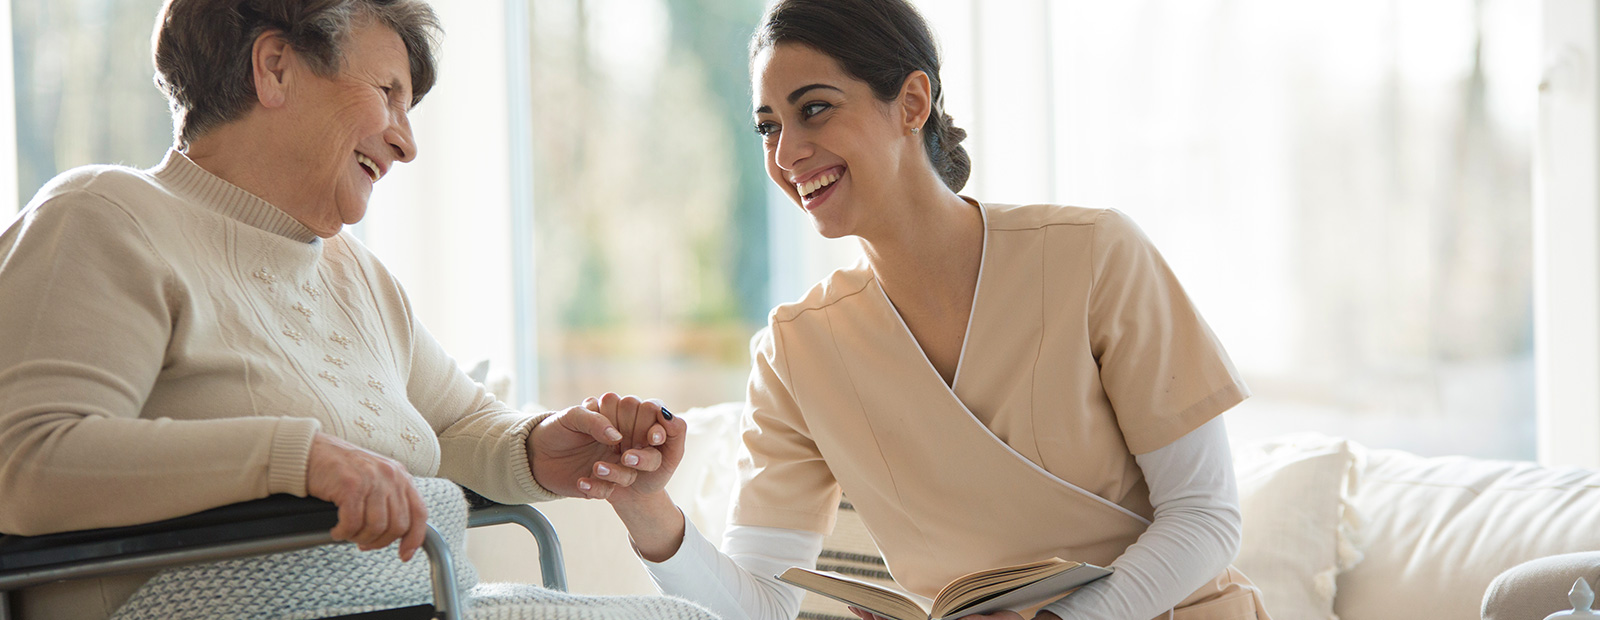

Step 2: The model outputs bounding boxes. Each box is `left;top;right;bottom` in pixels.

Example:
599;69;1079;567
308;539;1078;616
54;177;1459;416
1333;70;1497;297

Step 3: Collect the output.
110;478;717;620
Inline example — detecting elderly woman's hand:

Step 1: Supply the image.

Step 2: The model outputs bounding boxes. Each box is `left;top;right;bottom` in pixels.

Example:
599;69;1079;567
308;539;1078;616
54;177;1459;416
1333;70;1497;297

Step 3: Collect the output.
583;393;685;500
527;395;683;499
306;433;429;562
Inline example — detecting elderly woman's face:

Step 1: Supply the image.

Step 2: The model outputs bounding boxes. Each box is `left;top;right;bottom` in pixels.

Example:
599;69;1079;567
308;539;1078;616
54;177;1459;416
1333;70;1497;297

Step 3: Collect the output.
289;21;416;231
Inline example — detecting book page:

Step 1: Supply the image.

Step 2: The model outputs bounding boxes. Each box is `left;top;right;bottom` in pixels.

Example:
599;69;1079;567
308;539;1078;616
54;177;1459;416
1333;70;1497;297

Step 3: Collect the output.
936;559;1068;602
932;563;1113;619
778;567;928;620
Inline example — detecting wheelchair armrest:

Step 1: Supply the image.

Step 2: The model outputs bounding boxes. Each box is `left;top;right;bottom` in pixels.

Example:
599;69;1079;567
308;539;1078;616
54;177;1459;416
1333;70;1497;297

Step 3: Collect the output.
0;495;338;573
458;487;567;592
0;484;563;608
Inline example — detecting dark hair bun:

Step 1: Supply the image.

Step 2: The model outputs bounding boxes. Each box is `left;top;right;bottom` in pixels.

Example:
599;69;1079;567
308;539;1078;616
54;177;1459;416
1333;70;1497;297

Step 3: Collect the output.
933;113;970;192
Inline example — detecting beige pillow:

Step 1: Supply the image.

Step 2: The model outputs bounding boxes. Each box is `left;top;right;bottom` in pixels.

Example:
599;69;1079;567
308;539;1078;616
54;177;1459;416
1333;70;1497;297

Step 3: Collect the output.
1233;434;1363;620
1334;449;1600;620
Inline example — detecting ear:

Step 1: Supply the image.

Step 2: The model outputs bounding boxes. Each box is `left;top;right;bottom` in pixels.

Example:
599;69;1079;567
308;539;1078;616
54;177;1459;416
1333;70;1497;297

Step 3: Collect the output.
251;30;294;109
898;70;934;135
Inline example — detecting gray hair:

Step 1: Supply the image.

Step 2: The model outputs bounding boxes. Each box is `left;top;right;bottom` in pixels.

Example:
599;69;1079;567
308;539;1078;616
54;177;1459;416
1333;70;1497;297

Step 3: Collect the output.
153;0;442;147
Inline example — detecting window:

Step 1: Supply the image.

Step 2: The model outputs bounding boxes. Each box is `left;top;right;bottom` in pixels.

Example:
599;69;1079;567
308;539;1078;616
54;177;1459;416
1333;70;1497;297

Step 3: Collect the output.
920;0;1538;458
515;0;774;410
11;0;169;209
0;0;1556;461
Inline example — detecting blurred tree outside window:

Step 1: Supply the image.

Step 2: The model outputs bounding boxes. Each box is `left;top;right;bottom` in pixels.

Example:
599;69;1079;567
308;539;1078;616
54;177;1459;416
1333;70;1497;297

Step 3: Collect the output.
11;0;170;208
519;0;769;410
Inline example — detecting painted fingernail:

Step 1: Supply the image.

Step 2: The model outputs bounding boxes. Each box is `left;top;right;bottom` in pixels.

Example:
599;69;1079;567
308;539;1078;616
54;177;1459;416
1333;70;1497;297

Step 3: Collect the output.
578;480;591;491
623;454;639;466
596;463;611;475
604;427;623;441
660;407;674;420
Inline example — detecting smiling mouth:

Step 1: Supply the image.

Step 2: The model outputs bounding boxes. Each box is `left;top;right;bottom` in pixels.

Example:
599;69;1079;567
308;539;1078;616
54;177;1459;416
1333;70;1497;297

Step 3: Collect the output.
797;169;841;201
355;152;382;182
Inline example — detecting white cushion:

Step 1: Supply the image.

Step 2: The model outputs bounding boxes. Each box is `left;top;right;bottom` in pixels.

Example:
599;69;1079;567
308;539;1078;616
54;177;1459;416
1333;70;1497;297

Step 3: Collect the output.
1233;434;1362;620
666;402;748;543
1334;449;1600;620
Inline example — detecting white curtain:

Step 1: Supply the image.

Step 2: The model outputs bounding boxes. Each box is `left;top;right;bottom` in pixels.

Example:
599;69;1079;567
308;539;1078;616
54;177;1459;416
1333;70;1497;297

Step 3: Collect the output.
916;0;1539;458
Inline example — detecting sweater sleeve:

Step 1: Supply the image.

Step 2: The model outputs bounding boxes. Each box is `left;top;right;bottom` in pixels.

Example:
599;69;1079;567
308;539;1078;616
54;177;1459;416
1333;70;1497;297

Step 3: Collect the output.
0;192;320;536
393;284;559;505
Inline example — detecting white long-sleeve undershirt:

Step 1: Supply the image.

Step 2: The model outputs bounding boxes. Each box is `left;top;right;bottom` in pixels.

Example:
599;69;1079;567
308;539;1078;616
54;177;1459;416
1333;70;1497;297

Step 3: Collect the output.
641;418;1241;620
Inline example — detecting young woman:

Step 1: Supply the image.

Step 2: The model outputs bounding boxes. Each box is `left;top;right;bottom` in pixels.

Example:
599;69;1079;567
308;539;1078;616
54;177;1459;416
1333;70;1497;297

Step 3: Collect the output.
581;1;1271;618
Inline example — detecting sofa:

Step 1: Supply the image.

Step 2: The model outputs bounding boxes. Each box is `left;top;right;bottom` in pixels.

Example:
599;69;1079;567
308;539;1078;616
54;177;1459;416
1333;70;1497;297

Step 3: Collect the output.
1232;434;1600;620
466;403;1600;620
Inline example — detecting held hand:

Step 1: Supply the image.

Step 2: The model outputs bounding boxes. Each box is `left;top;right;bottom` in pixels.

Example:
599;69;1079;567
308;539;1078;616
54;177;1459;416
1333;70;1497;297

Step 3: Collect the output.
305;432;429;562
528;395;684;499
528;403;629;498
583;393;686;504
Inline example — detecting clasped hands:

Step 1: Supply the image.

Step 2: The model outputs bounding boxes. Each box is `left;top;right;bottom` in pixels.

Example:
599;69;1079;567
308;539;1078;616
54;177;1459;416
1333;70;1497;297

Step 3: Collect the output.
304;393;683;562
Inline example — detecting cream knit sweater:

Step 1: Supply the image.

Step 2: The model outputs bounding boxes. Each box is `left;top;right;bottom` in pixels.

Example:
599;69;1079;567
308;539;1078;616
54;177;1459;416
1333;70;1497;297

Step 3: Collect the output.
0;150;557;618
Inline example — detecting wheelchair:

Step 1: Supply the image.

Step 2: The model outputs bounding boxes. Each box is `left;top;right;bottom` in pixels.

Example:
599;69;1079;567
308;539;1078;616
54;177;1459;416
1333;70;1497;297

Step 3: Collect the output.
0;487;565;620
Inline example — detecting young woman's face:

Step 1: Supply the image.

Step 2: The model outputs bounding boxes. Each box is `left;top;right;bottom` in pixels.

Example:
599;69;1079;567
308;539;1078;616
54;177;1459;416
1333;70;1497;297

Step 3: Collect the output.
752;43;912;239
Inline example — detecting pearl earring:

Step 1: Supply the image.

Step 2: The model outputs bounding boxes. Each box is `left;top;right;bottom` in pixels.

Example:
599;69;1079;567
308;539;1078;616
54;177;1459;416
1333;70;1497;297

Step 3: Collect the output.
911;127;920;135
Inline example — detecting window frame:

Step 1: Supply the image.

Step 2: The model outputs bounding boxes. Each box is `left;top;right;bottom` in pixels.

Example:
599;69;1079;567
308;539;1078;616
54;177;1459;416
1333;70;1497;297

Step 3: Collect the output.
0;0;16;218
1536;0;1600;467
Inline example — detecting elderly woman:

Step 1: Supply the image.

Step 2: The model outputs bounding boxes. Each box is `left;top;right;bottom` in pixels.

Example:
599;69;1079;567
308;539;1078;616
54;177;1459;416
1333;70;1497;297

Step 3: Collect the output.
0;1;706;619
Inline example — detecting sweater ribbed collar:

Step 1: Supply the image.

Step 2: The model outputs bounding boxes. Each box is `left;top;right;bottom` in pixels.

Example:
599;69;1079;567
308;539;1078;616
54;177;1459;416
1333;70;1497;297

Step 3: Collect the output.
151;149;321;244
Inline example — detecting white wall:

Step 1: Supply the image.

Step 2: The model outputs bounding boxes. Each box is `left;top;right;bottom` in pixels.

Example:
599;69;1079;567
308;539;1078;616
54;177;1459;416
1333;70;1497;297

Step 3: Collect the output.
1536;0;1600;468
361;1;517;392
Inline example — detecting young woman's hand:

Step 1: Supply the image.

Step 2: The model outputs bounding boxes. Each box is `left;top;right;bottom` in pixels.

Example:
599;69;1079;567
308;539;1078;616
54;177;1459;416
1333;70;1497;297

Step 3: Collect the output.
846;606;888;620
527;393;683;501
570;393;692;562
958;612;1026;620
582;393;686;502
848;606;1032;620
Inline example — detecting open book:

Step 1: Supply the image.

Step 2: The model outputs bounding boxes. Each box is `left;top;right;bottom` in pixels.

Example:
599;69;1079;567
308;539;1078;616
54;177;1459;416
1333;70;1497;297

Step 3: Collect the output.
776;558;1112;620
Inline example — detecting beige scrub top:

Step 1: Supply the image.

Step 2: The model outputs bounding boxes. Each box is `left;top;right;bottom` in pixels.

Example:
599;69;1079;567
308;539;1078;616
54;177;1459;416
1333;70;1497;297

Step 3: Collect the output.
732;202;1269;619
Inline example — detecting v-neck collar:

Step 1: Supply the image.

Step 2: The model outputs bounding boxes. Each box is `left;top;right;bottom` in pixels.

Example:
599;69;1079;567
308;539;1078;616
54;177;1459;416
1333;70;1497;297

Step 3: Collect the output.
870;198;990;392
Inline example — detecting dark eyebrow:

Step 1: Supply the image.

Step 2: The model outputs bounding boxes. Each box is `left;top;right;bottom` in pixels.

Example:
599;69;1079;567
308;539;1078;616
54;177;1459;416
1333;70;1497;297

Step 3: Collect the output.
755;83;845;115
788;83;841;104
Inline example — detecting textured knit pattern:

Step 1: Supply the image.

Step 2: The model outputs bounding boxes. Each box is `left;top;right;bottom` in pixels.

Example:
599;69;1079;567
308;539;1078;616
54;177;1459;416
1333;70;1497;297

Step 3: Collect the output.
0;150;560;619
0;149;557;537
110;478;717;620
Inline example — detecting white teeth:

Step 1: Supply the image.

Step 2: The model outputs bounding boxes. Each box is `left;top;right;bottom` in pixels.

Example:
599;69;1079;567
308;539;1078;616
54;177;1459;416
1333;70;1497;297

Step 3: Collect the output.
797;171;840;198
356;153;381;182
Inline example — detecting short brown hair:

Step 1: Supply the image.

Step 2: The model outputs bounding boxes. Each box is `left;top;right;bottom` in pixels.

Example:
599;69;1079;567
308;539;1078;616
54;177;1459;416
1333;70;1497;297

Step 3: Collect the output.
153;0;442;147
